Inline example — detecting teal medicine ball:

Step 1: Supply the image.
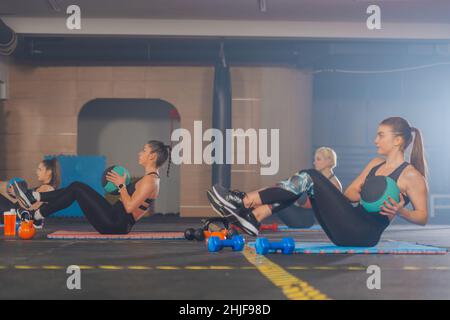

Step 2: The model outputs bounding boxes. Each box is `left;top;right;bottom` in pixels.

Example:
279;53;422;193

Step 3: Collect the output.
102;165;131;195
360;176;400;213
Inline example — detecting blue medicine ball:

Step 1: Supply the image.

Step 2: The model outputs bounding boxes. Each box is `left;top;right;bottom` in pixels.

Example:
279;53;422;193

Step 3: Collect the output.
7;177;25;190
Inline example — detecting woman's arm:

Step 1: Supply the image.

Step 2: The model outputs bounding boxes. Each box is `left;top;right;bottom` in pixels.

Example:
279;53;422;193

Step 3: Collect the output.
29;185;54;210
118;176;157;213
107;171;157;214
344;158;385;202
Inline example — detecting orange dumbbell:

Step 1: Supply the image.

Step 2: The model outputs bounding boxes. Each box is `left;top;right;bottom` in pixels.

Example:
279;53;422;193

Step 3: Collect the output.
203;229;228;241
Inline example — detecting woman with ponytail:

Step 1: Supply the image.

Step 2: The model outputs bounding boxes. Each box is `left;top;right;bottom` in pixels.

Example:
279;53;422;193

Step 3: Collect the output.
208;117;428;247
1;158;60;226
352;117;428;226
12;141;171;234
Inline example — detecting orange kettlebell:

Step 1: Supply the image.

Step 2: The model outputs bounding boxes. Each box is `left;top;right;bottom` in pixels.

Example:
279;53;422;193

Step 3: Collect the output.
18;220;36;240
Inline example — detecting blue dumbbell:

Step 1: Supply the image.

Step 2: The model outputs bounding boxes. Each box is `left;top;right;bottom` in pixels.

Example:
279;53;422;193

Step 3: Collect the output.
208;235;245;252
255;237;295;255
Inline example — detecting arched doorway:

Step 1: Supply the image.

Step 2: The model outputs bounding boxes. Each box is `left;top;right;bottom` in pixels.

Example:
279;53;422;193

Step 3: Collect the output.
77;98;180;214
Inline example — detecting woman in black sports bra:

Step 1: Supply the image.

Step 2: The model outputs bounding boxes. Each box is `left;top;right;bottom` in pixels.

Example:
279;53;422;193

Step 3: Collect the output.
207;117;428;247
13;140;171;234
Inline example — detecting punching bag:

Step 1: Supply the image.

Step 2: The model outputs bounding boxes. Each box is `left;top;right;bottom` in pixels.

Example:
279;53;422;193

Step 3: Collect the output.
212;43;232;189
0;18;17;55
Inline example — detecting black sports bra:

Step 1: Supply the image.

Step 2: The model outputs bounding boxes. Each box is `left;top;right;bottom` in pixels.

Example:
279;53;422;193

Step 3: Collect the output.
366;161;411;206
126;171;159;212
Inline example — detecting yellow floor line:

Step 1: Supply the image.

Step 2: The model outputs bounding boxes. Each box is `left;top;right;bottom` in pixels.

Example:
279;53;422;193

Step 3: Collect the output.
313;266;338;270
184;266;209;270
99;265;124;270
127;266;153;270
3;264;449;272
346;266;366;271
14;265;38;270
428;266;450;271
42;266;64;270
156;266;181;270
403;266;422;271
242;247;330;300
78;265;95;270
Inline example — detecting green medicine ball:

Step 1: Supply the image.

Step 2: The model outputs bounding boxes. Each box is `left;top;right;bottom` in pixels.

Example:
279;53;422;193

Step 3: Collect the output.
360;176;400;213
102;165;131;195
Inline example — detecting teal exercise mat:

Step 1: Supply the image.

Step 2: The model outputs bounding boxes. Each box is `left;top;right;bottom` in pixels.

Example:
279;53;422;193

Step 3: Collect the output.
247;240;447;254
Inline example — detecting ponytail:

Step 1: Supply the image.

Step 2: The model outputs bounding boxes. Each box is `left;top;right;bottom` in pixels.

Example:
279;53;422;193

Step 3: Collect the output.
146;140;172;177
410;127;428;179
381;117;428;180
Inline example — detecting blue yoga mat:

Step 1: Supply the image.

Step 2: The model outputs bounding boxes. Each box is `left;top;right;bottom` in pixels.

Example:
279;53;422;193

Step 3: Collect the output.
277;225;322;231
247;241;447;254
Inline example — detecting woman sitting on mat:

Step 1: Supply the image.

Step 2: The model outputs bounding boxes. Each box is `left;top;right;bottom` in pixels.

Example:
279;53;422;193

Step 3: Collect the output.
12;140;171;234
0;159;60;225
207;117;428;247
313;147;342;192
246;146;342;215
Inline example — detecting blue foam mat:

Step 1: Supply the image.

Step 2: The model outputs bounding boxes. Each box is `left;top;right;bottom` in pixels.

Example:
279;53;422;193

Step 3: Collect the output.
277;225;322;231
247;241;447;254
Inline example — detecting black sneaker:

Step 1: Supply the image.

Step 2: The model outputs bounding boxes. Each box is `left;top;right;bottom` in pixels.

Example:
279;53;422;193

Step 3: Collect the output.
19;209;44;229
12;181;37;209
222;206;260;237
207;189;260;236
33;218;44;230
206;190;230;219
212;184;247;211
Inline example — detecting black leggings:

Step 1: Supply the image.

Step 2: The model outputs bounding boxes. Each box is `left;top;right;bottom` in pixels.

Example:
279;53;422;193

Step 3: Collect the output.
39;182;135;234
259;187;301;213
259;169;390;247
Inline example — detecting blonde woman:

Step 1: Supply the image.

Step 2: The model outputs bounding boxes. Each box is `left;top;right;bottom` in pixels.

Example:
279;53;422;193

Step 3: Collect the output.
208;146;342;231
277;147;342;228
313;147;342;192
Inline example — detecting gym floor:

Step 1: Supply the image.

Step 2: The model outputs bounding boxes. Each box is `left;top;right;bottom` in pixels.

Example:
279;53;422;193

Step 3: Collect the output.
1;216;449;300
